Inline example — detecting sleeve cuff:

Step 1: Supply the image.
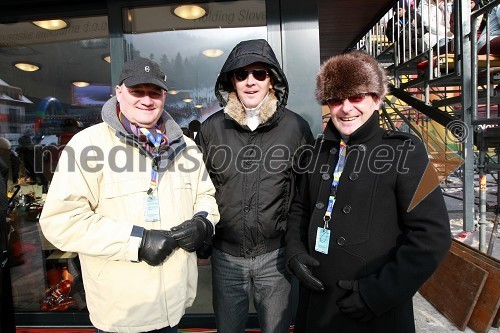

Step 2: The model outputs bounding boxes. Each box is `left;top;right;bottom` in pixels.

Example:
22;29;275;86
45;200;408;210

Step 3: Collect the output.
127;225;144;262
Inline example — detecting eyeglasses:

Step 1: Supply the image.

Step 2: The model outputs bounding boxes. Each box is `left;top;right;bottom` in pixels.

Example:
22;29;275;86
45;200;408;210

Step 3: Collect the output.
325;93;375;107
233;69;269;81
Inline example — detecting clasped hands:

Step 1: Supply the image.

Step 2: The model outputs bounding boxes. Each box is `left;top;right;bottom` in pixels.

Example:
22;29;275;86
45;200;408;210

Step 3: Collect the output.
289;253;375;322
138;214;213;266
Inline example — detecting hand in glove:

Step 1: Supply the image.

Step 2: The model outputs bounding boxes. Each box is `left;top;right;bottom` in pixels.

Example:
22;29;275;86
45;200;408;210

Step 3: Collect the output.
337;280;375;322
289;253;325;292
139;229;178;266
170;213;214;252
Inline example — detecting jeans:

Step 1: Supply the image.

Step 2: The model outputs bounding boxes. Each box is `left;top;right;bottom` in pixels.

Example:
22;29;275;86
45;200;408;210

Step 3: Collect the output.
211;247;292;333
96;326;177;333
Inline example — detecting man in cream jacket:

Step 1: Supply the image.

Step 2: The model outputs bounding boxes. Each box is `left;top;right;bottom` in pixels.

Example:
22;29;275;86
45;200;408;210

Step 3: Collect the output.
40;58;219;333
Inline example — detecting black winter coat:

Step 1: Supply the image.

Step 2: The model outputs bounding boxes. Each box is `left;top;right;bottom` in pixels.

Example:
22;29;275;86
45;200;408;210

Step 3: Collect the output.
198;106;313;257
285;112;451;333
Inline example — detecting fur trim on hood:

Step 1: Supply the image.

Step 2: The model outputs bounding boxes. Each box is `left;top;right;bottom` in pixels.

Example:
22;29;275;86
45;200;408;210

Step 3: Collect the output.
224;91;278;127
316;51;388;104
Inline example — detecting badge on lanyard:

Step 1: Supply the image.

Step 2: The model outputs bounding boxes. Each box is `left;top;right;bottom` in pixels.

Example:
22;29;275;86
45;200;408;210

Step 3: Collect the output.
139;127;163;222
315;227;331;254
315;139;347;255
144;193;160;222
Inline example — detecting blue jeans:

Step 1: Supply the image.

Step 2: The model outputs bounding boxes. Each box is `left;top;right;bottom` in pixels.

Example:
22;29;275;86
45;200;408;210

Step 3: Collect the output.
211;247;292;333
96;326;177;333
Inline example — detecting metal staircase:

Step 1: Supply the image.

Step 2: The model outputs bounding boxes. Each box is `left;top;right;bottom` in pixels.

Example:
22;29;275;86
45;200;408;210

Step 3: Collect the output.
351;0;500;252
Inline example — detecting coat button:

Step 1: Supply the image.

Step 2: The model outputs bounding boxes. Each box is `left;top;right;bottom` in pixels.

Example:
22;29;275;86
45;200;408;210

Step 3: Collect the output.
337;237;346;246
245;249;251;255
244;206;250;212
322;173;331;180
349;173;358;181
316;202;325;209
330;147;337;154
342;205;352;214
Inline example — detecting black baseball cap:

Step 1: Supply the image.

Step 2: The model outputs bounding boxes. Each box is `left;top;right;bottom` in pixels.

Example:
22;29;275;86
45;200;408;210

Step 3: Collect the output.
118;58;168;91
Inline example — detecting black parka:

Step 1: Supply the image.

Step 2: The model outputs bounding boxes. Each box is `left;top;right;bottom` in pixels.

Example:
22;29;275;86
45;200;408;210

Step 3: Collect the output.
197;39;314;257
285;112;451;332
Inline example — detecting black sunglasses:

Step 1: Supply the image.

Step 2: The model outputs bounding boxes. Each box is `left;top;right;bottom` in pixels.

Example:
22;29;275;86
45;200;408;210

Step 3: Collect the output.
233;69;269;82
326;92;375;107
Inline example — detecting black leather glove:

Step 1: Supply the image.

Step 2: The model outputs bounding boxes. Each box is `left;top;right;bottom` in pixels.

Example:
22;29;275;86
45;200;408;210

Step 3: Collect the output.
170;214;214;252
196;242;213;259
337;280;375;322
289;253;325;292
138;229;178;266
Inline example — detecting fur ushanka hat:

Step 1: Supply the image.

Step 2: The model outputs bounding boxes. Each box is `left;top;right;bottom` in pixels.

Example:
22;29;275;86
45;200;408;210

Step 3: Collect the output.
316;51;388;104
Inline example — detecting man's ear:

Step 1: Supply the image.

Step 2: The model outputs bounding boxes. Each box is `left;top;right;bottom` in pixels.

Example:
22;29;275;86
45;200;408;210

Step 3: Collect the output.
115;85;122;103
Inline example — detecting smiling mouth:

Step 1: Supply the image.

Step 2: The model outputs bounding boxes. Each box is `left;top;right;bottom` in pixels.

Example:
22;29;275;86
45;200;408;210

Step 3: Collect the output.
341;116;358;121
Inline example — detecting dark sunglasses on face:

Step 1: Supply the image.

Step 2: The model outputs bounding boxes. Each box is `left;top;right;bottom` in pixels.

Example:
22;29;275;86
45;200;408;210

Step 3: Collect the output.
326;92;375;107
233;69;269;81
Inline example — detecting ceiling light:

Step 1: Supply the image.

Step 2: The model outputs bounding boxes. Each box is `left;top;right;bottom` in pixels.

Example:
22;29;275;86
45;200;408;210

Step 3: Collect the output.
14;62;40;72
168;90;178;95
72;81;90;87
182;92;193;103
33;20;68;30
194;104;203;108
103;55;111;63
173;5;207;20
202;49;224;58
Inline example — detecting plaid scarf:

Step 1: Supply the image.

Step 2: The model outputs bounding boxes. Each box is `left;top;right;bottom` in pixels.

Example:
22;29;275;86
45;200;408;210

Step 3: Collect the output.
117;105;169;155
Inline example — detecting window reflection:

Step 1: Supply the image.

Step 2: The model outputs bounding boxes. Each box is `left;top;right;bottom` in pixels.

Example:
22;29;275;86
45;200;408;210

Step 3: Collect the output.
1;15;110;314
123;0;266;132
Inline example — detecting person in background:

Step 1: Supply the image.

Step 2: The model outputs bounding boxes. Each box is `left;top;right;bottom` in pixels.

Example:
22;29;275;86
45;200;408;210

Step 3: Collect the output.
0;138;19;187
0;154;16;333
39;57;219;333
418;0;454;52
385;0;424;61
478;4;500;54
285;51;451;332
450;0;482;38
196;39;314;333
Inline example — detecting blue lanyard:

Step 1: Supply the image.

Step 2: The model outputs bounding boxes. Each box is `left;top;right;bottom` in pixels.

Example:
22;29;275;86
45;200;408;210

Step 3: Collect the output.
139;128;163;194
323;139;347;228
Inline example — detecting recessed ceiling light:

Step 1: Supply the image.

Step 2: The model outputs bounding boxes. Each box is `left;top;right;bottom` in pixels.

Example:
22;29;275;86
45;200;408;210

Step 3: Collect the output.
103;55;111;63
173;5;207;20
72;81;90;87
168;90;178;95
33;20;68;30
14;62;40;72
194;104;203;108
183;98;193;103
202;49;224;58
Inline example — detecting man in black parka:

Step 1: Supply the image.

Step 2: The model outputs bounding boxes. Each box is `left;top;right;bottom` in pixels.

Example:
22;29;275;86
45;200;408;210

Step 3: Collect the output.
196;39;314;333
285;51;451;333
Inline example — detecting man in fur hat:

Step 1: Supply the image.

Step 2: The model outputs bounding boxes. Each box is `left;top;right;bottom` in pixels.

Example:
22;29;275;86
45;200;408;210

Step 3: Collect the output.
285;51;451;332
196;39;314;333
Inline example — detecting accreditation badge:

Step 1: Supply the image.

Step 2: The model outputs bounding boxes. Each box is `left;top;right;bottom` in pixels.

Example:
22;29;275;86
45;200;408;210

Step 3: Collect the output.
144;194;160;222
315;227;330;254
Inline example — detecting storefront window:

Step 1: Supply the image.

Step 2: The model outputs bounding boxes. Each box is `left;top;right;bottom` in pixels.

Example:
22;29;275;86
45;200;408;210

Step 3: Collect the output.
0;15;110;314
